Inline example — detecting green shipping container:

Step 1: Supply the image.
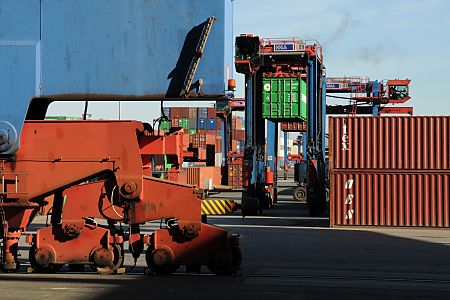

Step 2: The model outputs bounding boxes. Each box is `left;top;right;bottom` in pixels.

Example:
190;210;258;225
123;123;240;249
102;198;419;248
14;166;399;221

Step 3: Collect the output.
179;118;189;129
160;120;171;131
188;129;197;135
262;77;307;120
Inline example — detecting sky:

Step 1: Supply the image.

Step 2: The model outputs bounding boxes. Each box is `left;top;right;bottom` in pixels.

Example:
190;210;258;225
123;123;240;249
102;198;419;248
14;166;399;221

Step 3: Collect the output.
233;0;450;115
48;0;450;121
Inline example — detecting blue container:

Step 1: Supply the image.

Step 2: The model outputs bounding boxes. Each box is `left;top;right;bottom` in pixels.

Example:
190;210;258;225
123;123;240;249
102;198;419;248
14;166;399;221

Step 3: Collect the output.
206;118;217;130
198;118;207;130
0;0;233;154
163;108;171;118
197;107;208;119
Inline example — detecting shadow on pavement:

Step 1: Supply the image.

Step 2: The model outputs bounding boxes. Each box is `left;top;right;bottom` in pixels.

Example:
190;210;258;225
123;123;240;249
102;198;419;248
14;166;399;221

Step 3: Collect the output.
2;228;450;300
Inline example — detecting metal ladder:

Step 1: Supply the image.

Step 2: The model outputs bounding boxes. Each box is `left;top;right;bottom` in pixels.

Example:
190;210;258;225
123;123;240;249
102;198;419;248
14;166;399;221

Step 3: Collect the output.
180;16;215;97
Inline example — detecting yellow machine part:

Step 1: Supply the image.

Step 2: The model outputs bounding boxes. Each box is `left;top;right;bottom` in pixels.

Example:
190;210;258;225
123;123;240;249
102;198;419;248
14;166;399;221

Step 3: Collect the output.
201;199;236;215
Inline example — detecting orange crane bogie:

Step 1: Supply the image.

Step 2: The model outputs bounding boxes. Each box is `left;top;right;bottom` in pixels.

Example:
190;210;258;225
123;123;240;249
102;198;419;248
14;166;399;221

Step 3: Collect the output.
0;120;241;275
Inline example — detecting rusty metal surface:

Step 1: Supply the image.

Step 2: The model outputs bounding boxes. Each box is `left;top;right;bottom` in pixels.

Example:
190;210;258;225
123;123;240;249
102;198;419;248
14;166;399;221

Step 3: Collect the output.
329;116;450;170
185;166;221;189
329;116;450;228
330;171;450;227
280;121;307;132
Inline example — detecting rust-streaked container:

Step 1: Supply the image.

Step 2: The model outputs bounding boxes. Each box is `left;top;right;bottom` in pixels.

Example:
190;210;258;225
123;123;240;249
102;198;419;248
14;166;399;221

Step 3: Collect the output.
329;116;450;228
188;107;198;119
170;107;181;118
330;171;450;227
329;116;450;170
280;121;307;132
207;107;216;118
233;129;245;141
179;107;190;118
184;166;221;189
228;160;243;189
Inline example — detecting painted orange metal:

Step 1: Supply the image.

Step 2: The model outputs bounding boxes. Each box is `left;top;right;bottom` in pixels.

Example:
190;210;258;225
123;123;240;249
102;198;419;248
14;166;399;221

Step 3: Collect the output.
129;176;201;230
7;121;145;201
62;181;125;222
0;120;238;273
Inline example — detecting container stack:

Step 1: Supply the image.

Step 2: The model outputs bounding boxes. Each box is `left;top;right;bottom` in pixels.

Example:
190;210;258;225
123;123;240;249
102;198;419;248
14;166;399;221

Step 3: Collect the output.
329;116;450;228
161;107;245;167
231;115;245;154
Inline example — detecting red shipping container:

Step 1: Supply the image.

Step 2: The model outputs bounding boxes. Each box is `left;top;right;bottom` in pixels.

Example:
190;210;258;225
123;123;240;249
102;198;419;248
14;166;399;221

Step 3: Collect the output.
198;129;208;134
171;118;180;127
215;137;223;153
236;117;243;130
206;134;216;145
179;107;190;118
192;134;199;148
207;107;216;118
183;166;222;189
280;121;307;132
216;118;223;130
234;129;245;141
198;148;207;160
329;116;450;228
232;140;237;152
329;116;450;170
330;172;450;228
228;159;243;189
170;107;181;118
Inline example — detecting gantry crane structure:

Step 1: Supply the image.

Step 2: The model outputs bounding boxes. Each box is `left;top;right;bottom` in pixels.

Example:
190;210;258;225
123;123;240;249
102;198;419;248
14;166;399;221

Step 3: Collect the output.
235;35;327;216
326;76;413;116
283;76;412;202
0;2;242;276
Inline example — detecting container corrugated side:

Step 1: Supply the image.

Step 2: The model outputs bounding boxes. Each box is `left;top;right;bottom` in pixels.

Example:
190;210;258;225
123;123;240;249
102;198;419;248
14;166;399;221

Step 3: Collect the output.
280;121;307;132
262;77;306;120
330;171;450;227
329;116;450;170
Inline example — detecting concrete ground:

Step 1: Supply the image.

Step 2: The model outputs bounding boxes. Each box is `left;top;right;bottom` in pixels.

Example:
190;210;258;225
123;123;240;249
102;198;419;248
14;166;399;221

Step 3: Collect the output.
1;175;450;299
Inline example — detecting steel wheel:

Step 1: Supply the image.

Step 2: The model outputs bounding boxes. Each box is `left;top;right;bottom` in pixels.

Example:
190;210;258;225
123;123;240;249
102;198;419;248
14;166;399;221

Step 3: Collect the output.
145;247;180;275
94;244;124;274
29;245;63;273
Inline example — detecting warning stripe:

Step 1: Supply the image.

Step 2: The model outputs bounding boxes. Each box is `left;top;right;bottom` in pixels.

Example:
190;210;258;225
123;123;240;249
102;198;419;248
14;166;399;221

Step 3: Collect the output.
201;199;236;215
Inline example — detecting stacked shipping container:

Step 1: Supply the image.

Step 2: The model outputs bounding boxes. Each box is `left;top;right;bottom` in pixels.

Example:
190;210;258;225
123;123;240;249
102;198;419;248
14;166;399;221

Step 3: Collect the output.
329;116;450;228
161;107;244;164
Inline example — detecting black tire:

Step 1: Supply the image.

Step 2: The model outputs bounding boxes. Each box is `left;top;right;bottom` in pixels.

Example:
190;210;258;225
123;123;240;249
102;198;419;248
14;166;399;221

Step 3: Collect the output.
293;186;307;201
241;197;261;216
207;246;242;275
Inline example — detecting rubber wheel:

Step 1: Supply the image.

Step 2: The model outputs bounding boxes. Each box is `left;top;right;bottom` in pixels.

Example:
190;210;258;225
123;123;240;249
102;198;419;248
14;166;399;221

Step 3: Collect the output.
29;245;63;273
207;246;242;275
263;190;274;209
145;247;180;275
293;186;307;201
